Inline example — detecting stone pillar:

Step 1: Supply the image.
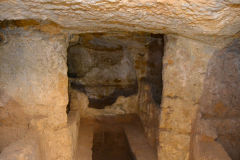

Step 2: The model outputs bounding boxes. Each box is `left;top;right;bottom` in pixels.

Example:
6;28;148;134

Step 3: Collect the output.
0;27;73;160
158;35;218;160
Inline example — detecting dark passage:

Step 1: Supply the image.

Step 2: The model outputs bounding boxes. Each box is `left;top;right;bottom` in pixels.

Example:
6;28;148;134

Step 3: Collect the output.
92;128;135;160
146;34;164;105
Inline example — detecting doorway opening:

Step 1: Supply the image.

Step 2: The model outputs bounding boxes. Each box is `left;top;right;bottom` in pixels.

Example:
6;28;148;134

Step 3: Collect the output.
66;32;164;160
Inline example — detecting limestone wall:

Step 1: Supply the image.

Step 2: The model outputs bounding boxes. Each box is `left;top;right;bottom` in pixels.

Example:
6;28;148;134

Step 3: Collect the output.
0;27;72;160
159;35;214;160
67;33;149;115
0;0;240;38
0;20;239;160
0;2;240;159
159;35;239;160
193;39;240;160
68;33;138;109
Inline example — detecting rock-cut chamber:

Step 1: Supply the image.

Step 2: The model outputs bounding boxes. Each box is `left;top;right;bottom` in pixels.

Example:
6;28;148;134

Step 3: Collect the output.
66;32;164;160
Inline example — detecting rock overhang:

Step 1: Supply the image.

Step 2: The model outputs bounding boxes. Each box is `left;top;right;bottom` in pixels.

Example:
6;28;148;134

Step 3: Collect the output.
0;0;240;39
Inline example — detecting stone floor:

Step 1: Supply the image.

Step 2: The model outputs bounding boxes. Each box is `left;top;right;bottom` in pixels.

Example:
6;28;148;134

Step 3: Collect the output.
76;114;157;160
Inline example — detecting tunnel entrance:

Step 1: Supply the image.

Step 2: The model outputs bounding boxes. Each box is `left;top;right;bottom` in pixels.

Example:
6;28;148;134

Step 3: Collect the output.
66;32;164;160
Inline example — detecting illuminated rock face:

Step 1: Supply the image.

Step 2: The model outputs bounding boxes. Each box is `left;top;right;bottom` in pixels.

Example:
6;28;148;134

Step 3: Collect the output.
160;35;240;160
0;28;72;160
0;1;240;160
0;0;240;38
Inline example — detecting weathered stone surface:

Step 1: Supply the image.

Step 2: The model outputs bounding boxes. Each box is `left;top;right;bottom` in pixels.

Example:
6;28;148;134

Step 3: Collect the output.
0;28;72;160
196;38;240;160
158;35;240;160
138;79;160;149
195;119;218;140
160;34;218;132
0;28;68;127
0;14;239;160
159;131;190;160
104;95;138;114
0;0;240;38
159;35;222;160
70;89;138;117
0;138;40;160
69;89;89;113
68;33;139;109
67;33;163;151
200;39;240;119
193;135;231;160
0;97;29;151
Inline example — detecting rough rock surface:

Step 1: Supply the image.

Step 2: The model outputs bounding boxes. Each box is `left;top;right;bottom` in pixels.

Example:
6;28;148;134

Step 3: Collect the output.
69;89;138;117
195;39;240;160
68;33;138;109
0;138;40;160
138;80;160;149
67;33;163;152
159;35;230;160
0;0;240;38
0;27;73;160
67;33;163;150
159;34;240;160
0;7;239;159
193;135;231;160
104;95;138;114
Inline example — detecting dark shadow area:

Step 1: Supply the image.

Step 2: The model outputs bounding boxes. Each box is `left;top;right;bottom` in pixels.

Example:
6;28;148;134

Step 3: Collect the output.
146;34;164;105
138;77;160;149
92;128;135;160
